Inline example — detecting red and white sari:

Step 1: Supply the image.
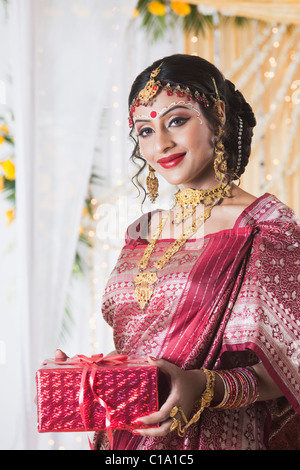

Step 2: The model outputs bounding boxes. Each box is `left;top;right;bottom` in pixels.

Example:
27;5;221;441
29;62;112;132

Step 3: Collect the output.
95;193;300;450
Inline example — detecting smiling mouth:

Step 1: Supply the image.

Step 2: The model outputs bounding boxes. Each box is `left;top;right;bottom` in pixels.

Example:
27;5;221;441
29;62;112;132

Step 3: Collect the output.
157;153;186;163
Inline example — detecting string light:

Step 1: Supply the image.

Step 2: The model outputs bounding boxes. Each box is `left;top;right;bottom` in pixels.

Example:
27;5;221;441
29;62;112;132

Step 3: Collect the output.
252;35;300;148
225;25;272;80
236;24;286;90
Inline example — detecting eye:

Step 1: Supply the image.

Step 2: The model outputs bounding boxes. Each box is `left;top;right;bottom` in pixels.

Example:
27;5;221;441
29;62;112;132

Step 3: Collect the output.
169;117;190;127
138;127;154;138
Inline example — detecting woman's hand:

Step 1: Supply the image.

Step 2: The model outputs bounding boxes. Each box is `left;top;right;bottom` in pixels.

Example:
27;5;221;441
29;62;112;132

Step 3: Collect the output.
132;357;206;437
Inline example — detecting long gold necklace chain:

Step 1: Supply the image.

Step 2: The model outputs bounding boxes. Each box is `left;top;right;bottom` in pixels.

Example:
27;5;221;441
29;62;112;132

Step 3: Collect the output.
134;201;218;310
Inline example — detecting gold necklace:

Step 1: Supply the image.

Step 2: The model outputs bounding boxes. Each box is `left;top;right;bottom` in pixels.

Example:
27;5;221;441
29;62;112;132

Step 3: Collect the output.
134;197;221;310
173;183;232;224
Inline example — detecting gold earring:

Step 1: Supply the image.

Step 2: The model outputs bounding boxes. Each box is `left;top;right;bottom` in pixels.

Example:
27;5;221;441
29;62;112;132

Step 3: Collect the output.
146;165;159;203
214;125;227;182
214;145;227;182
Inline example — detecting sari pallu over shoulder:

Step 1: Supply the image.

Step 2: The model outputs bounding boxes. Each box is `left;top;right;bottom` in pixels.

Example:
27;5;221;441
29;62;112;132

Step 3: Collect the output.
221;218;300;449
159;226;256;369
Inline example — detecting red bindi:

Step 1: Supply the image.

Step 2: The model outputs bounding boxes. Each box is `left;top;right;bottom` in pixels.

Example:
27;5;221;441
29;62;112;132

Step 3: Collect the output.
150;111;157;119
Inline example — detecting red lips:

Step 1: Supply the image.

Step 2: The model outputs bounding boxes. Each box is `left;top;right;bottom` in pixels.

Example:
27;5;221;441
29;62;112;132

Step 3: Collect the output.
157;153;186;169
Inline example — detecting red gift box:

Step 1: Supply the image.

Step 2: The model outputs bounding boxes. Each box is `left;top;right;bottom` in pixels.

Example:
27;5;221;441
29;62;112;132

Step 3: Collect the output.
36;354;161;435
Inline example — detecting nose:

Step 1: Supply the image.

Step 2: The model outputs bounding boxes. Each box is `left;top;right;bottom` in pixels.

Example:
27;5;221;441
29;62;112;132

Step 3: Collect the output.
154;128;175;155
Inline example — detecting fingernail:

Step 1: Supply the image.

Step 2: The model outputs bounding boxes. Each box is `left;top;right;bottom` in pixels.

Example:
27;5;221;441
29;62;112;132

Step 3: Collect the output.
132;430;142;435
132;419;143;425
149;356;157;361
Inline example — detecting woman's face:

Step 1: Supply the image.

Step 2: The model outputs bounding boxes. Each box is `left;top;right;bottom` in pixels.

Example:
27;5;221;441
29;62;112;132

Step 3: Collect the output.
133;89;216;189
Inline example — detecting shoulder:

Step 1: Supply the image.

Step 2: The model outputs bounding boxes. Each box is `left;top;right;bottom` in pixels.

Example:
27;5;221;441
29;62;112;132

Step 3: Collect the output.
232;188;300;228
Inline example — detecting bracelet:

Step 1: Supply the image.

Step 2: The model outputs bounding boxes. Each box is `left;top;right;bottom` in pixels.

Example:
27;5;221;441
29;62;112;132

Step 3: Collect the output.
212;367;259;410
169;368;215;437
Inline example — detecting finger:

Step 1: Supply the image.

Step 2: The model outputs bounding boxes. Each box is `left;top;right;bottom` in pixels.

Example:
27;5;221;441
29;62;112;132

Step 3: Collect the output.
133;408;169;426
133;388;179;427
134;360;182;426
133;419;172;438
55;349;68;361
148;356;180;379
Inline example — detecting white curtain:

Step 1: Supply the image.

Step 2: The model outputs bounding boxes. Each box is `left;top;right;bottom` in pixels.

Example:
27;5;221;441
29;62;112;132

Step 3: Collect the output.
0;0;184;450
1;0;137;450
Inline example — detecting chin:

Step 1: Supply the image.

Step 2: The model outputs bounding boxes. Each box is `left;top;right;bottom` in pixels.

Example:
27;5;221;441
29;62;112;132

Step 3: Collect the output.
156;169;187;187
162;175;187;187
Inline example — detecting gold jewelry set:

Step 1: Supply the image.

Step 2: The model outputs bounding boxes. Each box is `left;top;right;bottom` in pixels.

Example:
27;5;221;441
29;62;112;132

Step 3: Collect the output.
132;63;232;311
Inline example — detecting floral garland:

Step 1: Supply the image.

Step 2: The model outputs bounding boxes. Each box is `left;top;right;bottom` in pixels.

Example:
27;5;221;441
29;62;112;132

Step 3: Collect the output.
133;0;248;40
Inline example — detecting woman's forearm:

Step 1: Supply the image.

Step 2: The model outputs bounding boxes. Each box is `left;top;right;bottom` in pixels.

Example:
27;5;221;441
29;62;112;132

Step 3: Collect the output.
190;362;283;408
252;362;283;401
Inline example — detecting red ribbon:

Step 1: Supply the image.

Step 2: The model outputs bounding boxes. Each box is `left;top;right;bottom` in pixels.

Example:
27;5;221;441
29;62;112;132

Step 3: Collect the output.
48;353;128;367
44;353;128;450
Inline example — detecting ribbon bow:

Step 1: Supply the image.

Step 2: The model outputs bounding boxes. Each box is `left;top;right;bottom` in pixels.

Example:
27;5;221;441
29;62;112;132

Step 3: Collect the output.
77;354;128;450
50;353;128;367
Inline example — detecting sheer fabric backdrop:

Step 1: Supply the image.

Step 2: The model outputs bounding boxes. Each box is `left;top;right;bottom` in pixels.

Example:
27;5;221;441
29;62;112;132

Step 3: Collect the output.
0;0;184;450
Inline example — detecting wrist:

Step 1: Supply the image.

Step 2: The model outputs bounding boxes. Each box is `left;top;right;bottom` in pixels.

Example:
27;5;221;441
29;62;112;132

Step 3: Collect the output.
186;369;207;403
186;368;225;405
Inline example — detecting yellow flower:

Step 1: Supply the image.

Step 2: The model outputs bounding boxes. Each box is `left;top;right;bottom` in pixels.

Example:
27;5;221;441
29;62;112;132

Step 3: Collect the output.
148;1;166;16
79;225;85;236
0;135;4;145
171;1;191;16
0;159;15;180
5;209;15;226
0;124;9;134
132;8;139;18
82;206;88;217
0;176;4;191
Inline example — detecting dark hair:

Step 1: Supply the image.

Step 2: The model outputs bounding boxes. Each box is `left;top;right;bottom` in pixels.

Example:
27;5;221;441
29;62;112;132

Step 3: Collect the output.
128;54;256;201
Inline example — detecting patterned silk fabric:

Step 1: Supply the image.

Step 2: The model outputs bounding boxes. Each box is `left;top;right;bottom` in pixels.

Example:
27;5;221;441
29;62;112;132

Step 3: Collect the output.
97;193;300;450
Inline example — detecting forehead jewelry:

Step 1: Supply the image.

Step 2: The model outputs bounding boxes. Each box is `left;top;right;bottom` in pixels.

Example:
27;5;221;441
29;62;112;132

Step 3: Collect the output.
136;63;163;105
128;64;212;128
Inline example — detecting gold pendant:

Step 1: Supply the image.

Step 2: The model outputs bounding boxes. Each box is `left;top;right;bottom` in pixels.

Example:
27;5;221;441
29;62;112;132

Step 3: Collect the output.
134;271;158;309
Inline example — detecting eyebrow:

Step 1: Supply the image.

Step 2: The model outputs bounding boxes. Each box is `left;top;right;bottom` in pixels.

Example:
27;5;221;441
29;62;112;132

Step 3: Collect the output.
134;105;191;124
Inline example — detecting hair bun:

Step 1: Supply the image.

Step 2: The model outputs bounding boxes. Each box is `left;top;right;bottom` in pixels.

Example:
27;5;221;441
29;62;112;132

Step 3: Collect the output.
224;79;256;128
